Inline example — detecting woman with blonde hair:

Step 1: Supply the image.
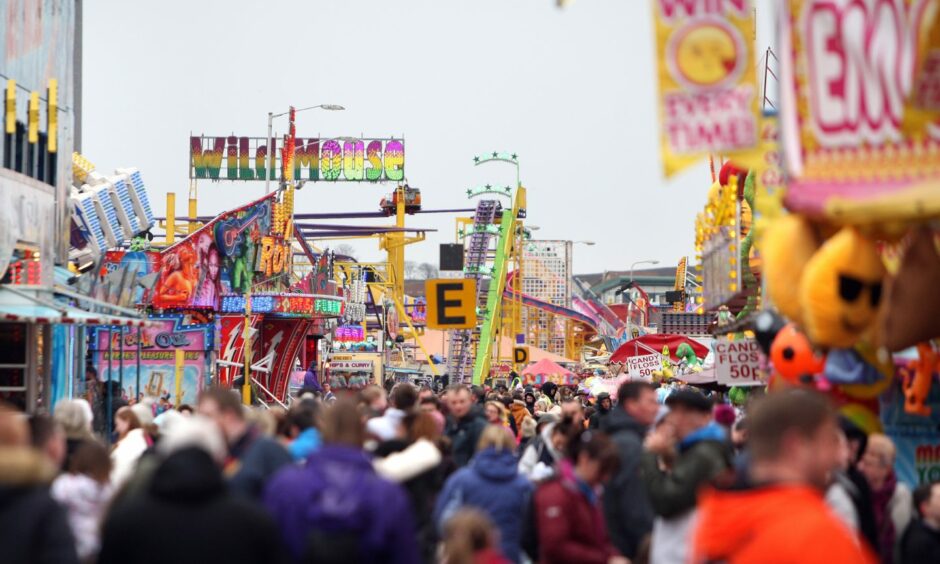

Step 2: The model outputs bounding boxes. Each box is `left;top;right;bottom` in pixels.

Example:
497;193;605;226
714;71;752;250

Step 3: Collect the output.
54;398;97;471
435;425;533;563
441;508;510;564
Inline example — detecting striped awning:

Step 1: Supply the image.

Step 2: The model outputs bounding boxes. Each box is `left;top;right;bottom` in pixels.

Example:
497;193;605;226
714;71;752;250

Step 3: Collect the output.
0;286;152;327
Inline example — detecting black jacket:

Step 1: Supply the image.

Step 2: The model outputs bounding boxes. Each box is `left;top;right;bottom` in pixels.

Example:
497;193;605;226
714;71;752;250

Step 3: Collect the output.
445;412;488;468
900;518;940;563
601;408;654;559
226;427;292;499
0;447;78;564
98;447;285;564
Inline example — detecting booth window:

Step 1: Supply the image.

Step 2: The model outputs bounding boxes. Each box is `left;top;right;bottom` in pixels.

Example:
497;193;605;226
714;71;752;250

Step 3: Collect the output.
0;323;28;410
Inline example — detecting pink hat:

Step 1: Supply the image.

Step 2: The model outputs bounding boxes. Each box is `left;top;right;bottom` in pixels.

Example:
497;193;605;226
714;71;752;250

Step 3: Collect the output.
713;404;736;427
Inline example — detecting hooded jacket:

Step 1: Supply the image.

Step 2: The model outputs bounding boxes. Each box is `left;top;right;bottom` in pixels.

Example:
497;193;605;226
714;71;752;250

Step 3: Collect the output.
0;447;78;564
641;421;733;519
225;425;292;499
535;461;619;564
98;447;283;564
434;447;533;563
600;407;654;559
588;393;611;430
691;484;876;563
518;422;563;481
264;444;419;564
510;400;529;434
50;473;112;559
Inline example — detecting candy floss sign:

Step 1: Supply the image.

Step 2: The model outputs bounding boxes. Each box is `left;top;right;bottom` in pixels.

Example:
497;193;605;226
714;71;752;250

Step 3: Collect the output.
654;0;759;177
781;0;940;211
626;354;662;380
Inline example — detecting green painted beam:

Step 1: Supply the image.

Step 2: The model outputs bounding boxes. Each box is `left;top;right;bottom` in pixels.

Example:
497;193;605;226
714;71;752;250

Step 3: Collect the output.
472;209;515;385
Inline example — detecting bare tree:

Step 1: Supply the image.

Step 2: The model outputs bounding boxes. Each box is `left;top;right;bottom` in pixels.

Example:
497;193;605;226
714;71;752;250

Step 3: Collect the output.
417;262;439;280
334;244;357;260
404;261;420;279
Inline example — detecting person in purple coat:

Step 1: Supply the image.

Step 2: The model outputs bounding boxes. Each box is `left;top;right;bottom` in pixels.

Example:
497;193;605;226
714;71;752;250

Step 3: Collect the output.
264;397;419;564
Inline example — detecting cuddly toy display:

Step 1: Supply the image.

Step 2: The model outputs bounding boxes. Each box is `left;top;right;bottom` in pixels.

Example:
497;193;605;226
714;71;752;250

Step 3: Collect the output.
769;324;826;387
799;227;886;349
762;215;818;325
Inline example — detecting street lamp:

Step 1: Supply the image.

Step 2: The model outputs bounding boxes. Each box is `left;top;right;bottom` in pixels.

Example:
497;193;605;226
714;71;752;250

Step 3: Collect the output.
265;104;345;194
574;240;596;246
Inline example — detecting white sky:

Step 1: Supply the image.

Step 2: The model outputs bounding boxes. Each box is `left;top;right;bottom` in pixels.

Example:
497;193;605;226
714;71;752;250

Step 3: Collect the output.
83;0;776;275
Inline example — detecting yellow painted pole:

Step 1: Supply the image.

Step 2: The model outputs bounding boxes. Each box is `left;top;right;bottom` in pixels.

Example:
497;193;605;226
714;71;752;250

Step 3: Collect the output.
166;193;176;245
174;349;184;408
188;197;197;234
242;293;252;405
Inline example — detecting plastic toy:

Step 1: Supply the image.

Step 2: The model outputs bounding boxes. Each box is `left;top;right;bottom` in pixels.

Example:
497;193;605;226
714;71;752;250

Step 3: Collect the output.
769;323;826;386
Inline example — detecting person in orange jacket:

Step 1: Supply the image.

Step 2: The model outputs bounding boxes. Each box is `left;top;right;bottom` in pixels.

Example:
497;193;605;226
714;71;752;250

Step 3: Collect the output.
691;390;877;564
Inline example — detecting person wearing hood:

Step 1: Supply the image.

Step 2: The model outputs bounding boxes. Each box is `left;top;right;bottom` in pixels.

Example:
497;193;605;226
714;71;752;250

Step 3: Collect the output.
691;390;875;564
510;391;529;436
0;403;79;564
602;381;659;560
98;415;283;563
589;392;612;430
284;399;320;462
523;389;538;416
540;381;559;403
265;397;419;563
434;425;533;563
641;388;734;564
518;415;574;482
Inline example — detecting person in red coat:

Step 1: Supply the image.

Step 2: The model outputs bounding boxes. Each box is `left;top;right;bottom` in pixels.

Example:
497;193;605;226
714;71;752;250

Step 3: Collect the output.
534;429;628;564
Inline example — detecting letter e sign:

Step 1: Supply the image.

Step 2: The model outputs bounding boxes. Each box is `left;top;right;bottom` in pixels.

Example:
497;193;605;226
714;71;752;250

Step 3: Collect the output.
425;279;477;329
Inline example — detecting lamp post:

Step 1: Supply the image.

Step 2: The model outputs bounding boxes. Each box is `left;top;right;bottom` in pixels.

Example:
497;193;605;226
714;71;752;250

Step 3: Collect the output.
264;104;345;194
574;240;596;246
626;259;659;344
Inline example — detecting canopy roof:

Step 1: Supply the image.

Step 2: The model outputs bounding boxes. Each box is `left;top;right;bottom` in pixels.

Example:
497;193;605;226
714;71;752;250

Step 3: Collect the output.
609;334;709;364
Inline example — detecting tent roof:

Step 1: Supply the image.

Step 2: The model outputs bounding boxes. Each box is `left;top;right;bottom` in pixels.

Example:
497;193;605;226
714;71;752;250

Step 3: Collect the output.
609;334;710;364
521;358;575;377
412;329;573;365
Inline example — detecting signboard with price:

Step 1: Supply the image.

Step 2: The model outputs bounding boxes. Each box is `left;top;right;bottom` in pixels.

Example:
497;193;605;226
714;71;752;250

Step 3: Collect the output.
715;336;765;386
626;354;661;381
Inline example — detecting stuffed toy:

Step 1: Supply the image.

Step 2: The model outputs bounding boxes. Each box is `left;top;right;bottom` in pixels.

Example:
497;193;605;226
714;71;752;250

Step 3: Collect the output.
676;343;703;372
881;227;940;351
762;215;818;324
902;343;938;417
770;323;826;387
799;227;886;349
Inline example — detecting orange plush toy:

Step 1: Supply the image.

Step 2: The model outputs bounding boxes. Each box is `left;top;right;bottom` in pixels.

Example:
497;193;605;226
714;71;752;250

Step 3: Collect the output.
770;324;826;387
799;227;886;349
903;343;938;417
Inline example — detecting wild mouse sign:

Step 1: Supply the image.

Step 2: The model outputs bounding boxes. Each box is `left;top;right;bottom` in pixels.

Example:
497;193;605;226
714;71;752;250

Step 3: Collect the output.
715;336;765;386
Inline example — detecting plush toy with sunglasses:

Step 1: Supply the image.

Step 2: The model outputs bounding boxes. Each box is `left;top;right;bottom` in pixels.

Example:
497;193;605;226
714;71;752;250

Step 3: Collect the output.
799;227;886;349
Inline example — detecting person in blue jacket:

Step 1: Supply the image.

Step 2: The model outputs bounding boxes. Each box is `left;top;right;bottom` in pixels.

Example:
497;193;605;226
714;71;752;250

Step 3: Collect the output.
434;424;533;563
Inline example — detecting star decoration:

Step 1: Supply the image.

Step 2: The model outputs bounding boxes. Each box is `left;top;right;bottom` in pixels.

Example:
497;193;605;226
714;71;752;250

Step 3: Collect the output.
485;184;492;190
511;153;517;160
492;152;498;158
466;189;473;196
473;156;480;163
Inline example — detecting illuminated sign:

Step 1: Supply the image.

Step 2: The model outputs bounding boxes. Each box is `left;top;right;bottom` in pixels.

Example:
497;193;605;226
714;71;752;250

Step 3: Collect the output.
256;236;290;277
315;298;343;316
219;293;344;317
189;136;405;182
335;325;365;342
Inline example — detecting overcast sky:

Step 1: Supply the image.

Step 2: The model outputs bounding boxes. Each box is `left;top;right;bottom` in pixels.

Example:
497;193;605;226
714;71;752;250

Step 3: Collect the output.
83;0;775;275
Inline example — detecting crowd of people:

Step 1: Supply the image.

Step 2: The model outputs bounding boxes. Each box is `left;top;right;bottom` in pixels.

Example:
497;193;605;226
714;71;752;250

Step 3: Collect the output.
1;375;938;563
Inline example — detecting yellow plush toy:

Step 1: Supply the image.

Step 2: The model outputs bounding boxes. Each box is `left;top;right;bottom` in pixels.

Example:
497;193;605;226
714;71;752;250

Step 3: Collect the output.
762;215;818;324
799;227;886;349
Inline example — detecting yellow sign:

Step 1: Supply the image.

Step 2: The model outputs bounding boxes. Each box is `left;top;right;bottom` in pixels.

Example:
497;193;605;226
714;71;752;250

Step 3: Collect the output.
513;346;529;365
425;279;477;329
653;0;759;177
